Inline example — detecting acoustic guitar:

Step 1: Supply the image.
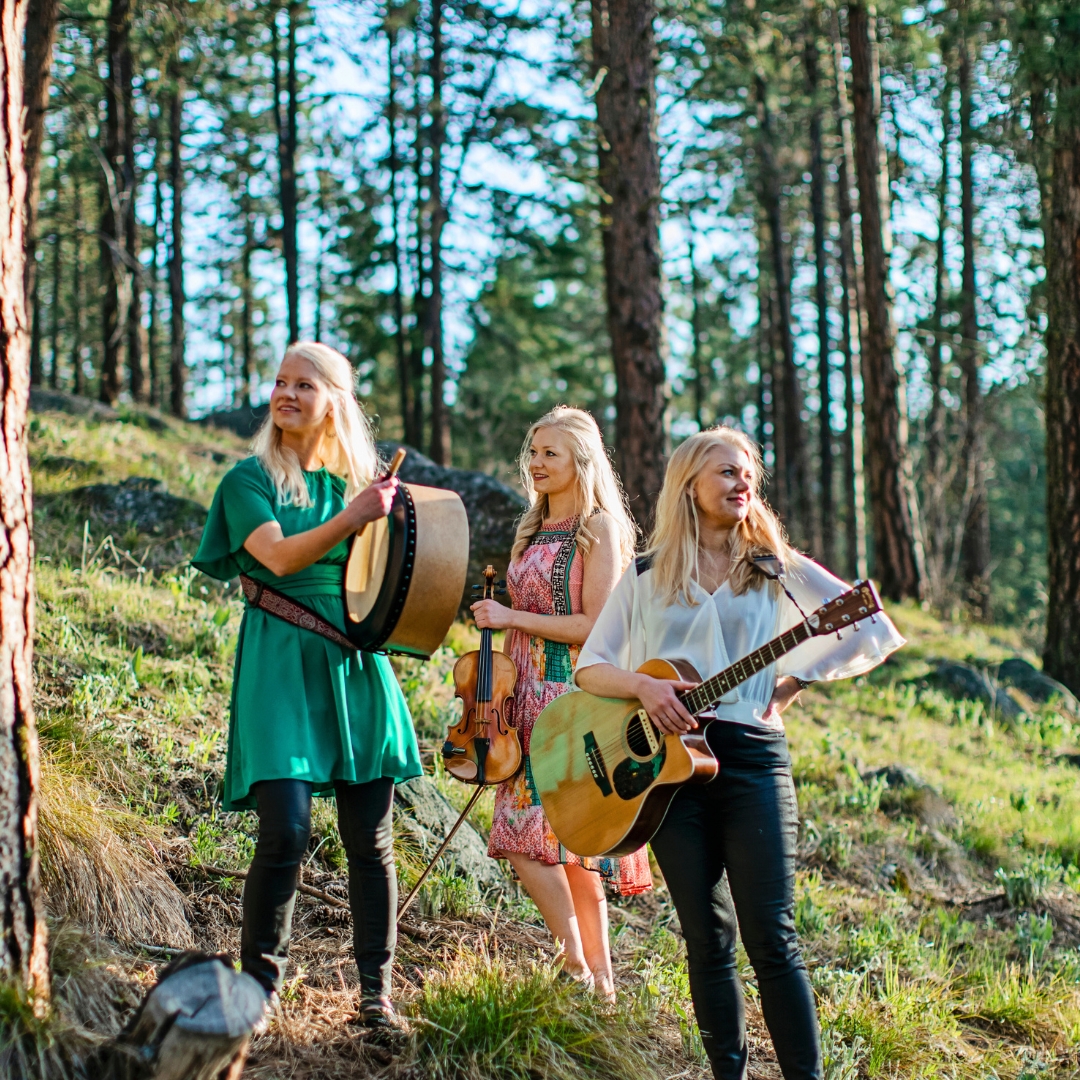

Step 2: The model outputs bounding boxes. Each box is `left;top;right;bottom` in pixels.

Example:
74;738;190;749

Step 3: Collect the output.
529;581;884;858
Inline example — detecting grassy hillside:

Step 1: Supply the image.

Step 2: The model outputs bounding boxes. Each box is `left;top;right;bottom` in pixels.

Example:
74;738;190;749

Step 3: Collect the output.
9;399;1080;1080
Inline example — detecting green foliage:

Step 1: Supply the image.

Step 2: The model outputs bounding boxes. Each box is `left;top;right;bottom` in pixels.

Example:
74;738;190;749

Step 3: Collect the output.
995;854;1065;909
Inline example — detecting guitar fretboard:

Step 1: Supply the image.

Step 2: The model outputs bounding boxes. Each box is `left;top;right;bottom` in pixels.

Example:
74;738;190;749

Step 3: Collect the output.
678;621;813;716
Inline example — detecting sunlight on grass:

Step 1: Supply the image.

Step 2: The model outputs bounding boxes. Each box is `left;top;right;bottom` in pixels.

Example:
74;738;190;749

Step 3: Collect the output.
406;951;658;1080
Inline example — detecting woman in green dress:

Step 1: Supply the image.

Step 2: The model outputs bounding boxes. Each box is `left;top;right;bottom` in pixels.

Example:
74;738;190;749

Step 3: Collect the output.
193;342;422;1027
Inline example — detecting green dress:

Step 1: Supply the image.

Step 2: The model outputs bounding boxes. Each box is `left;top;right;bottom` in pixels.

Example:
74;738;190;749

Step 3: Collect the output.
193;457;423;810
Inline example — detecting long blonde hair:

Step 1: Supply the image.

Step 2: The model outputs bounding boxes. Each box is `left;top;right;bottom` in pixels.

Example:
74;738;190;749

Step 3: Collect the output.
646;426;793;605
251;342;379;507
511;406;636;567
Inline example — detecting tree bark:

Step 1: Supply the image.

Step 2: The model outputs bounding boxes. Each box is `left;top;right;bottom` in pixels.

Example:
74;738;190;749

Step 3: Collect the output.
240;186;255;408
0;0;51;1001
99;0;134;405
1038;49;1080;696
426;0;449;465
48;225;60;388
591;0;667;528
957;32;990;619
148;114;164;408
688;229;705;429
923;69;952;604
806;13;834;568
755;74;809;544
832;6;868;581
71;177;85;395
387;22;418;448
22;0;60;356
275;0;299;345
846;3;921;599
168;82;186;418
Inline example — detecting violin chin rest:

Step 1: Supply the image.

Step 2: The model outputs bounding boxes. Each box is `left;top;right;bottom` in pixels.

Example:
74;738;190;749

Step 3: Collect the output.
447;759;479;782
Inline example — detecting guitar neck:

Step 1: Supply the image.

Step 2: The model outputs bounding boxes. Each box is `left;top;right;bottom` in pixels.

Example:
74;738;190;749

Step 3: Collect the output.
678;621;814;717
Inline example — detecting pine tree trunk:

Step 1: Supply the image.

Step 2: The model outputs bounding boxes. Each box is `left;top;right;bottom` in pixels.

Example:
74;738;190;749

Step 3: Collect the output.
756;74;809;545
806;14;834;568
832;6;868;581
275;0;299;346
1039;60;1080;696
48;226;61;388
591;0;666;528
168;83;186;418
923;69;951;604
148;118;163;408
846;3;921;600
22;0;60;364
426;0;450;465
957;33;990;619
0;0;51;1000
123;19;147;403
387;23;418;448
688;230;705;429
240;192;255;408
71;178;84;396
100;0;134;405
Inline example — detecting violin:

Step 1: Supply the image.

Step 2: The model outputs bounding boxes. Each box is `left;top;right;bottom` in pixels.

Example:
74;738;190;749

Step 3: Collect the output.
442;566;521;785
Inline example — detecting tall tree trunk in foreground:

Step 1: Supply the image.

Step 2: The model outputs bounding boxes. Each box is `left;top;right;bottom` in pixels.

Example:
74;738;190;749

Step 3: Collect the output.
22;0;60;376
0;0;51;1001
847;3;921;600
591;0;667;528
426;0;450;465
957;32;990;619
756;74;809;546
1034;23;1080;695
99;0;134;405
806;14;834;567
168;82;186;418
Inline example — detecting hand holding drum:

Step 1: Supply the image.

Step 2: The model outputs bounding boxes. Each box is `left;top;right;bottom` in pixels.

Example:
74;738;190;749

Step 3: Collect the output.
344;448;407;533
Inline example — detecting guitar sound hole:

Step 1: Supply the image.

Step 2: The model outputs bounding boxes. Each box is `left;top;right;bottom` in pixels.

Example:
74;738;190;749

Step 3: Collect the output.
626;713;658;758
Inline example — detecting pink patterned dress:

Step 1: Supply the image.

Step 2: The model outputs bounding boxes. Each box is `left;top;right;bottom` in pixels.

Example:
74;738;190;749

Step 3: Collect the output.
487;516;653;896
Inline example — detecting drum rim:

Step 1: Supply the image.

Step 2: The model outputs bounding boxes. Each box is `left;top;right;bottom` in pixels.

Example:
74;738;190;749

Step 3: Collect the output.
343;485;417;652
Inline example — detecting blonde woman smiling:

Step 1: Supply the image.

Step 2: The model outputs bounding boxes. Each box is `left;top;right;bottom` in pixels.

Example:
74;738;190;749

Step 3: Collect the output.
470;407;651;1000
575;427;903;1078
193;343;421;1031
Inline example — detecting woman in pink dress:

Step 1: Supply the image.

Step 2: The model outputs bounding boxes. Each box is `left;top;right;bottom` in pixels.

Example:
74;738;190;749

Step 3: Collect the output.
471;406;652;999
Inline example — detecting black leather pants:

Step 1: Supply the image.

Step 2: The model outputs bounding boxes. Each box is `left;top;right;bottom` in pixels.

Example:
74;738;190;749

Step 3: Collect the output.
239;777;397;1001
650;723;821;1080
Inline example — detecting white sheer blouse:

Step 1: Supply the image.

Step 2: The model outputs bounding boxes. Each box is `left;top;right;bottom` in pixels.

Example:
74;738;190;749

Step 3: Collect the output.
575;553;906;729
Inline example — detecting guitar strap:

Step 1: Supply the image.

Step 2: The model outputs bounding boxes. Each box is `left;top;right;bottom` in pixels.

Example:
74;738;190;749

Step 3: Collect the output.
751;553;811;620
238;573;359;652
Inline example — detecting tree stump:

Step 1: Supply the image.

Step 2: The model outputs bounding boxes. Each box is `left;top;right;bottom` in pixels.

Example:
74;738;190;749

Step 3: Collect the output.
91;953;266;1080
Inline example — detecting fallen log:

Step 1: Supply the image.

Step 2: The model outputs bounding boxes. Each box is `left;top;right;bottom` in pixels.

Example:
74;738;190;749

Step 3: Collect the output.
89;953;265;1080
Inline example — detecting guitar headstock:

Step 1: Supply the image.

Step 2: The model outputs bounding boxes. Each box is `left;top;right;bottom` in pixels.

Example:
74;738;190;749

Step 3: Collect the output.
809;580;883;635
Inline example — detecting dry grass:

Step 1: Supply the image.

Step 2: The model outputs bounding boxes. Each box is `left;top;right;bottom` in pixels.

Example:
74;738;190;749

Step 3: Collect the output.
38;765;194;951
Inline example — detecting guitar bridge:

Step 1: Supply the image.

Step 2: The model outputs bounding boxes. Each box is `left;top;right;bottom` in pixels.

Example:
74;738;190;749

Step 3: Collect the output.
583;732;613;797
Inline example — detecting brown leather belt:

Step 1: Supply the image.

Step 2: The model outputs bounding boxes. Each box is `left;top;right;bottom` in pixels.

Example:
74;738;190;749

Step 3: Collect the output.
238;574;357;652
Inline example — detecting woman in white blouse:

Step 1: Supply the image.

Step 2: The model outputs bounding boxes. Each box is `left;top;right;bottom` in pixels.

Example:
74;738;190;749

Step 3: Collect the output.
575;426;903;1080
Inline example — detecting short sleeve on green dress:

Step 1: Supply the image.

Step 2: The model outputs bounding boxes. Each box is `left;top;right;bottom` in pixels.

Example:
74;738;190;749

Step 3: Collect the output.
193;457;422;810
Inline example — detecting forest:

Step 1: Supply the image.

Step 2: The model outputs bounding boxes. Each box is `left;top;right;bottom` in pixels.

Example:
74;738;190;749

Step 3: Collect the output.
1;0;1080;1077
